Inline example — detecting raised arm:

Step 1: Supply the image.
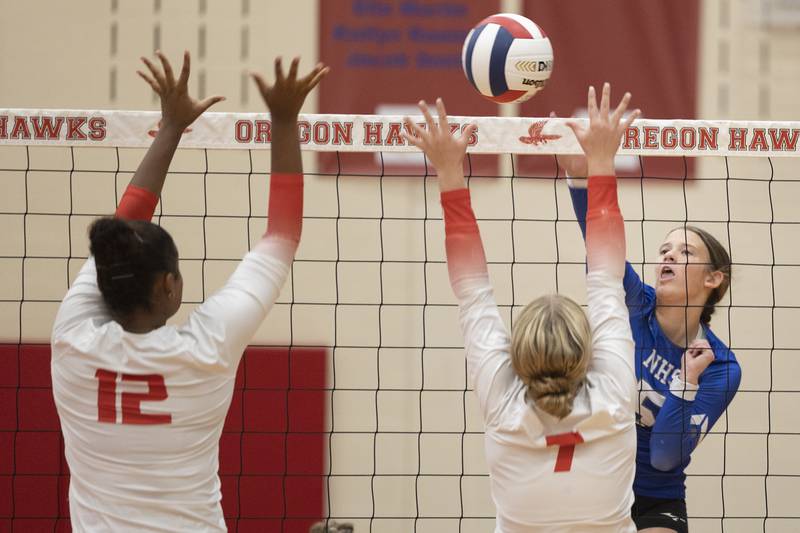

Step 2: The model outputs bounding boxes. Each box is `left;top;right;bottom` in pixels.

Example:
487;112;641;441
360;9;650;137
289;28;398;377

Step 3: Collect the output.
566;84;639;278
566;84;640;400
181;58;328;368
403;100;515;423
251;58;328;251
118;51;224;221
53;51;223;340
563;168;649;316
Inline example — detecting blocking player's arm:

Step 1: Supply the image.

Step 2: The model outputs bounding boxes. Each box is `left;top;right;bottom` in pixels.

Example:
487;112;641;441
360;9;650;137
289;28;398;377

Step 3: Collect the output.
650;355;741;471
441;188;516;423
117;51;224;221
403;99;514;424
53;52;225;340
568;181;650;317
181;58;328;369
567;84;640;401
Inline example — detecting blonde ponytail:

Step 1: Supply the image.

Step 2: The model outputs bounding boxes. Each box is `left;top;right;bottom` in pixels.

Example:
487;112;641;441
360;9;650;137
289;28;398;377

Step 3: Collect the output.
511;294;592;419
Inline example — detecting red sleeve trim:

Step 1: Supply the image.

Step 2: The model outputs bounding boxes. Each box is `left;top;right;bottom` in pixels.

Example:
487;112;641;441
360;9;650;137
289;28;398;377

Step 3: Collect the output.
586;175;625;274
440;188;488;282
441;188;479;235
586;175;621;219
115;185;159;221
265;172;303;243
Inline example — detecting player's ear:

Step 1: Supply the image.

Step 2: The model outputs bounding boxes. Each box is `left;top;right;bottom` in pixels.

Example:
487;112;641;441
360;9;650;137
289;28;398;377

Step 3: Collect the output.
163;271;180;300
704;269;724;290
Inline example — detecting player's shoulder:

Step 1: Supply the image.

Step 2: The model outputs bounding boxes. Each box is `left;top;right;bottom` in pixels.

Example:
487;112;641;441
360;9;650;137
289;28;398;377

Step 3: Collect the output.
701;332;742;391
704;326;739;363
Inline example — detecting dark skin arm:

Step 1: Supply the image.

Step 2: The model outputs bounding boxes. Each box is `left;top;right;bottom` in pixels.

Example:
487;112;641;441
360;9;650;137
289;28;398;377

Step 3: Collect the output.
251;57;329;174
133;50;224;196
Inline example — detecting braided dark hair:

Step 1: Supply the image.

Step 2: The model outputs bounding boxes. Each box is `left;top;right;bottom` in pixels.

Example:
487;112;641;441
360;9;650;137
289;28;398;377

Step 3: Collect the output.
89;217;179;318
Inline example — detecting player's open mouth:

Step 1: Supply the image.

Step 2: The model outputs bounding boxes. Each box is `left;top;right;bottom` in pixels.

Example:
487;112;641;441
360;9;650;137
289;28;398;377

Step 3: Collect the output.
659;265;676;282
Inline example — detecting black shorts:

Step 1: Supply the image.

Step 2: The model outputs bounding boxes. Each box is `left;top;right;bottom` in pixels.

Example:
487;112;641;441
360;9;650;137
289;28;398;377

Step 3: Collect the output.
631;494;688;533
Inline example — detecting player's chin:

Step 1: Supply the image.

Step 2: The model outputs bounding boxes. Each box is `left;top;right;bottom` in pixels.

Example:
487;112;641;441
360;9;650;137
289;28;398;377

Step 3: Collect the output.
655;280;686;304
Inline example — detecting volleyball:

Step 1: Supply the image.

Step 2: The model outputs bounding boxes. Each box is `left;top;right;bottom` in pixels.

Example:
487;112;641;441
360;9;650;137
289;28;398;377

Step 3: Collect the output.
461;13;553;103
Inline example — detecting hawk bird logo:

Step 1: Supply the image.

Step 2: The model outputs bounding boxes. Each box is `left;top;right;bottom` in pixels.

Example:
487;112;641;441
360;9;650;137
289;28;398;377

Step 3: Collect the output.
519;120;561;145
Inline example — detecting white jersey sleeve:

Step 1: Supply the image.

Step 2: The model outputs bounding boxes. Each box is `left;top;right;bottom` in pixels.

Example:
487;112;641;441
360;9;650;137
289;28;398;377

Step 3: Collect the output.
585;270;637;409
179;237;294;371
52;257;110;342
453;275;516;425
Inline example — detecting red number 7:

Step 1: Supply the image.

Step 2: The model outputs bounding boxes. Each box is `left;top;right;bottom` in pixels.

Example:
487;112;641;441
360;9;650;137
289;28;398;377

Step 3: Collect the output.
546;431;584;472
95;369;172;425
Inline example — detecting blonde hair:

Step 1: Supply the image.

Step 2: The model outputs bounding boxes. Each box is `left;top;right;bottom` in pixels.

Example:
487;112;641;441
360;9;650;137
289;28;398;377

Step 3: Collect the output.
511;294;592;419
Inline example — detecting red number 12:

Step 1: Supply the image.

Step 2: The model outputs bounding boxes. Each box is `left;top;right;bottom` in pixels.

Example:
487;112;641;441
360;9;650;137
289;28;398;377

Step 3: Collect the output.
95;369;172;425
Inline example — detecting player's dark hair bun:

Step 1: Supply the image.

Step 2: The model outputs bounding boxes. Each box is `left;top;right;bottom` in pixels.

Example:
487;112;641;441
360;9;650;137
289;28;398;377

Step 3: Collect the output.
89;217;179;317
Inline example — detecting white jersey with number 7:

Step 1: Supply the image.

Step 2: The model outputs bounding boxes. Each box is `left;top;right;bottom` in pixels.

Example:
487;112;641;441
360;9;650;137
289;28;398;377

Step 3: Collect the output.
442;186;637;532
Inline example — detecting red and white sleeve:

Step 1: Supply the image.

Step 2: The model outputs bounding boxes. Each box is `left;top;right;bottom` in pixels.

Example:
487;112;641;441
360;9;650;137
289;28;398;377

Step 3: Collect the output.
115;185;160;221
257;172;303;261
442;188;488;287
586;175;625;279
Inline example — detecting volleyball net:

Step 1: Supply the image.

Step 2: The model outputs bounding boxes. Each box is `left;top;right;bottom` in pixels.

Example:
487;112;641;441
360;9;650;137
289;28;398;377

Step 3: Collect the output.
1;109;799;532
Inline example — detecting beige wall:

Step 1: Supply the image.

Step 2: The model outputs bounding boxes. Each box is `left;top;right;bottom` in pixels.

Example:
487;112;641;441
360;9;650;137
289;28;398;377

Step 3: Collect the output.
2;1;799;531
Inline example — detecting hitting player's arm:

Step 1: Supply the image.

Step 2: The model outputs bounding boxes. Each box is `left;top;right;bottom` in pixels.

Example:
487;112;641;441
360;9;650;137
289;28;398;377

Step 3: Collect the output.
568;180;648;316
650;355;741;471
182;58;327;369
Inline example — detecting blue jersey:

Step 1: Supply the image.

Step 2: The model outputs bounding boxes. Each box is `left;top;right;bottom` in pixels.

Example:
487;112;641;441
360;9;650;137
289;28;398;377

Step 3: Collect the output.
569;185;741;499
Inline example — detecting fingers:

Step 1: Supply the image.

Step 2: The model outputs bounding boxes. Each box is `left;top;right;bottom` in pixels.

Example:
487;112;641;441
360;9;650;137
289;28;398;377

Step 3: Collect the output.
300;63;323;84
178;50;191;87
402;117;427;148
459;123;478;147
565;120;584;138
250;72;270;97
274;57;285;84
621;109;641;132
304;65;330;93
141;56;166;91
287;57;300;81
599;82;611;117
418;100;436;133
435;98;449;130
137;70;161;94
611;91;631;125
156;50;176;88
198;95;226;114
587;86;598;120
689;339;712;350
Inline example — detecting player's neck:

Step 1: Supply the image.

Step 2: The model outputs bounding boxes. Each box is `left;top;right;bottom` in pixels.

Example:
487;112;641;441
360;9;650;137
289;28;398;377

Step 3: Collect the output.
655;304;703;348
118;310;167;334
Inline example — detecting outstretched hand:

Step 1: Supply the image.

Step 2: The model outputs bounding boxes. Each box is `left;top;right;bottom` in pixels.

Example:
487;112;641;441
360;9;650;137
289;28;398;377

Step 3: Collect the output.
251;58;329;123
550;112;588;178
402;98;477;192
138;50;224;132
566;83;640;176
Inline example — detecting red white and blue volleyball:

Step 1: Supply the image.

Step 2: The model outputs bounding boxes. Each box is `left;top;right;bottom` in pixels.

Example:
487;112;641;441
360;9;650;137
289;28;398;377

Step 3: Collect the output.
461;13;553;104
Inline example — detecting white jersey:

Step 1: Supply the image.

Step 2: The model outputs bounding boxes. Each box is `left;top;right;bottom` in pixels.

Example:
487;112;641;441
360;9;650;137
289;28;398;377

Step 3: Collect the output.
51;238;293;532
455;270;637;533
